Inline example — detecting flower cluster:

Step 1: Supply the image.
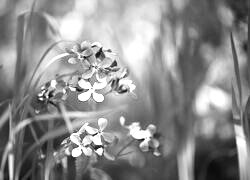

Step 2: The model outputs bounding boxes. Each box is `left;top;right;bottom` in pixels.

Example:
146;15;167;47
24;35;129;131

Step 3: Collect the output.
37;79;68;106
54;116;160;165
120;116;161;156
60;118;115;159
36;41;136;107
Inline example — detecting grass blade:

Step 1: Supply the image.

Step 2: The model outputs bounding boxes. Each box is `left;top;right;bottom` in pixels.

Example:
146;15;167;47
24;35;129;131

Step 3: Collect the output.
14;14;26;97
0;107;10;130
232;84;241;121
234;124;250;180
230;33;242;107
59;103;73;133
231;33;250;180
26;40;75;91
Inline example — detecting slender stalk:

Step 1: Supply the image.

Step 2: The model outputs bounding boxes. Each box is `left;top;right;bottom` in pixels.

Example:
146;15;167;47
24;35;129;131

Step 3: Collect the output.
177;132;195;180
116;139;135;159
234;125;250;180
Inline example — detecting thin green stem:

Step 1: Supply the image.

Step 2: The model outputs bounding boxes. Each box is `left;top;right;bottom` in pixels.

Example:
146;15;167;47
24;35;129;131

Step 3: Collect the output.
116;138;135;158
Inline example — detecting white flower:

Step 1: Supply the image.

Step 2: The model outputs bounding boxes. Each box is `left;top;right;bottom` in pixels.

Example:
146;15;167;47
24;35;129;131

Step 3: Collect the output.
118;79;136;93
78;79;107;102
84;118;115;146
120;116;145;139
138;125;160;156
70;133;93;157
120;117;160;156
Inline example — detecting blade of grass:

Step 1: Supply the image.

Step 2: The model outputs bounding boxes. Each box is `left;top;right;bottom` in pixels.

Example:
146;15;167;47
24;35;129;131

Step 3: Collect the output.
59;103;73;133
247;0;250;85
8;104;14;180
0;99;10;108
0;105;12;180
26;40;76;91
232;84;241;122
231;33;242;108
14;119;95;180
234;124;250;180
44;120;54;180
13;106;126;135
0;107;10;130
33;52;72;88
231;33;250;180
243;97;250;140
14;14;26;98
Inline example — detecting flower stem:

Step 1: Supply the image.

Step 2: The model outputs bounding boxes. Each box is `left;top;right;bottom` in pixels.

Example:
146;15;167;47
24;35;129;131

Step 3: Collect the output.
116;138;135;159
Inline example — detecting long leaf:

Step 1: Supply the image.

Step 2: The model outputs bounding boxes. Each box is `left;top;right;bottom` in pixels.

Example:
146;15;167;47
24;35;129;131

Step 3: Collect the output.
26;40;75;91
232;84;241;122
230;33;242;107
14;14;26;97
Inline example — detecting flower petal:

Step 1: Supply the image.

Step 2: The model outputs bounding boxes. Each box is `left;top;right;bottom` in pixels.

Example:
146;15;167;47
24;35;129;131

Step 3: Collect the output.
146;124;156;135
102;132;114;143
81;48;93;57
99;57;113;68
92;92;105;103
82;68;95;79
95;147;104;156
119;116;126;126
139;140;149;152
129;83;136;92
72;147;82;157
78;123;89;133
153;149;161;156
93;81;107;90
78;79;91;89
70;133;81;146
78;91;92;102
96;73;107;83
91;133;102;145
149;138;160;148
82;147;93;156
68;57;78;64
80;41;91;51
131;129;147;140
69;86;76;92
98;118;108;131
88;54;97;65
72;44;80;52
82;135;92;145
85;125;99;135
91;42;102;48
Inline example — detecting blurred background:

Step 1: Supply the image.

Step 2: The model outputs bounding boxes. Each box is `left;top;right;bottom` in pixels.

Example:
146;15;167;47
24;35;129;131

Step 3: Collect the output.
0;0;248;179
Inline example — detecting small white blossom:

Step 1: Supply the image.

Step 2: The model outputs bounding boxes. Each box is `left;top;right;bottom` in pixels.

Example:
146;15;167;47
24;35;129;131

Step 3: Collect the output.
118;79;136;93
83;118;114;146
70;133;93;157
120;116;145;139
139;125;160;156
120;117;160;156
78;79;107;102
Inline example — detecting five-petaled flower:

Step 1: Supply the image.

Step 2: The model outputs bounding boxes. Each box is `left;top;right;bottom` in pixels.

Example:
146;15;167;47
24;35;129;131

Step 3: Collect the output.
67;41;94;64
116;79;136;93
70;133;93;157
81;56;117;81
78;79;107;102
83;118;115;146
69;118;115;157
110;68;136;94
